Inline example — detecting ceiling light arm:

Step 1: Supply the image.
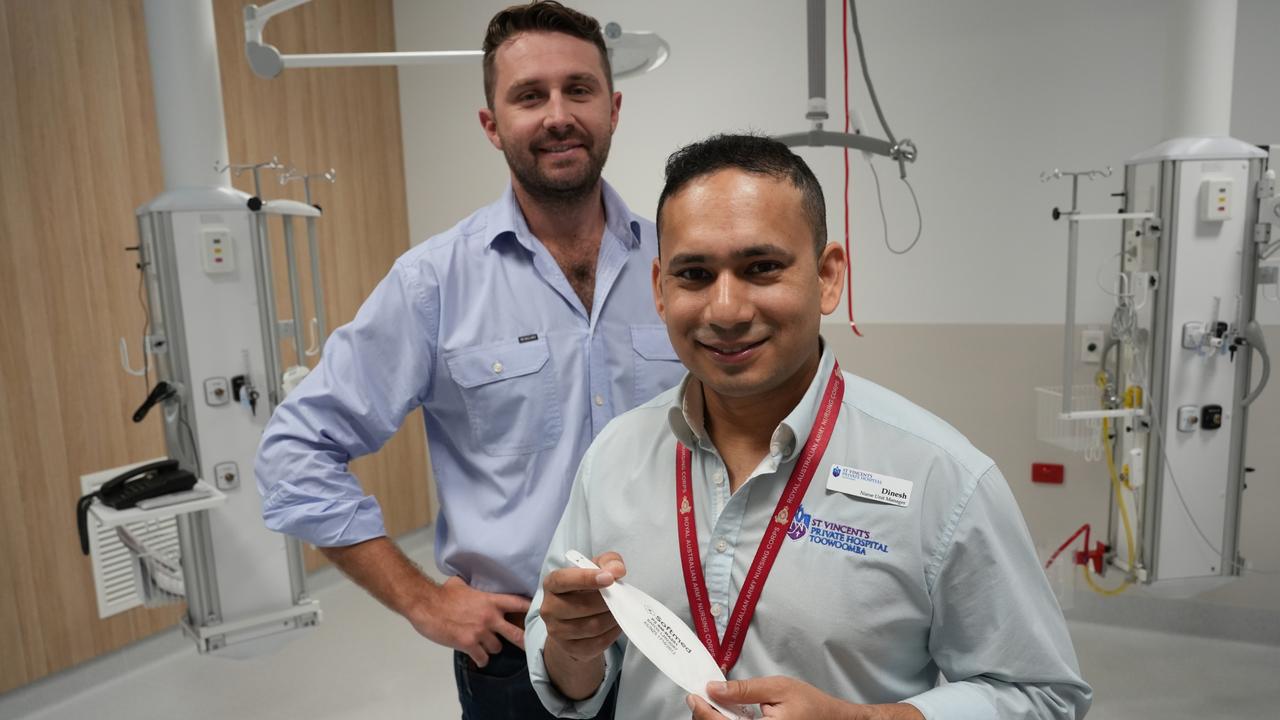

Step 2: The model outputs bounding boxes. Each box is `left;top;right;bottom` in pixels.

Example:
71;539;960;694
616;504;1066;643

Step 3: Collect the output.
244;2;667;80
775;0;917;168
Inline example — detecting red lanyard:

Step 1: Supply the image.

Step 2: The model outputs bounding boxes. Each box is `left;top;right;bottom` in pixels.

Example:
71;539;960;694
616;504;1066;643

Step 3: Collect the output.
676;362;844;674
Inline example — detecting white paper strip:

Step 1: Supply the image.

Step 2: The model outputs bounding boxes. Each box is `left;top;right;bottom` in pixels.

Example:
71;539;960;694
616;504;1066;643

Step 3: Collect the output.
565;550;757;720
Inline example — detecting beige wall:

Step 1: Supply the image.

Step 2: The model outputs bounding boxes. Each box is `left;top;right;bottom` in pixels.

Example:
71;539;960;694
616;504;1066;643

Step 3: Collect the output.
826;325;1280;611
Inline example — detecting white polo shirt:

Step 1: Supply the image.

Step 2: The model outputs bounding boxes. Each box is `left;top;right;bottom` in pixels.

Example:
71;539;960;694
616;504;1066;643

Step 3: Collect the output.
526;346;1091;719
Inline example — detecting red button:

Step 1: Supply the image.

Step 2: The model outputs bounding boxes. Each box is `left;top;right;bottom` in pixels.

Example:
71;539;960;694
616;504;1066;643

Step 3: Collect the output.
1032;463;1064;484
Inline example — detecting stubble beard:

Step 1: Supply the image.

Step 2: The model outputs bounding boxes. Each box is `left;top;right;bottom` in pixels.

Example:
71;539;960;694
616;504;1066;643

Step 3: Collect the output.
504;131;611;209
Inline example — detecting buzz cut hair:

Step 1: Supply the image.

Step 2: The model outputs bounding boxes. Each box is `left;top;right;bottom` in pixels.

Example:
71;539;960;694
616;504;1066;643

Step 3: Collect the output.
656;133;828;255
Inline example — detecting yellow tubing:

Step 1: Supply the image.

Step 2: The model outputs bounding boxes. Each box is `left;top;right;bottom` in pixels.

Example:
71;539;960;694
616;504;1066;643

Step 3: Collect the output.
1085;417;1134;596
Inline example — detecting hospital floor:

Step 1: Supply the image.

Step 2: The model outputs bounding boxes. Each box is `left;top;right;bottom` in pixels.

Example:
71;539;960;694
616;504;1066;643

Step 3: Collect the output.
3;530;1277;720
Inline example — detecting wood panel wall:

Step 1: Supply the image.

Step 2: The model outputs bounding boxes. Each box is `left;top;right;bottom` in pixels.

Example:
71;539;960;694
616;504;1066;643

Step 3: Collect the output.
0;0;431;695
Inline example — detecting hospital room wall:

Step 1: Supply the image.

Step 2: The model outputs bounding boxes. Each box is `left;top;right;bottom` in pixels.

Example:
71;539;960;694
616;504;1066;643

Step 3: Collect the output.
395;0;1280;611
0;0;430;695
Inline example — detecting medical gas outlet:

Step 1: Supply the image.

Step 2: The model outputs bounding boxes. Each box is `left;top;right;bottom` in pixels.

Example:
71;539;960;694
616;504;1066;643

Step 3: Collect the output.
1080;330;1104;364
1182;321;1234;355
1200;178;1232;222
200;227;235;274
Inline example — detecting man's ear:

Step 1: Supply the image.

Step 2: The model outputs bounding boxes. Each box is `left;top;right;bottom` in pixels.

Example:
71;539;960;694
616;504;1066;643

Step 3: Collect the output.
610;91;622;134
817;242;847;316
651;256;666;321
478;107;502;150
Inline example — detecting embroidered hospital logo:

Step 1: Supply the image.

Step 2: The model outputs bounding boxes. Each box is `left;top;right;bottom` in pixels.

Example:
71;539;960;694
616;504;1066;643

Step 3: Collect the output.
787;505;812;540
786;504;890;557
680;497;692;514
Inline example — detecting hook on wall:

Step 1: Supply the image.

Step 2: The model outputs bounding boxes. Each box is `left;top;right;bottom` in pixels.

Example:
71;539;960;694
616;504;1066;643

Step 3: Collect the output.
119;337;147;377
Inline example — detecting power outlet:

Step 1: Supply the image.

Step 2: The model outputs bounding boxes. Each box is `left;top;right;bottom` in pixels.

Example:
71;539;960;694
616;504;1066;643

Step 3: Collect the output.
1081;329;1104;364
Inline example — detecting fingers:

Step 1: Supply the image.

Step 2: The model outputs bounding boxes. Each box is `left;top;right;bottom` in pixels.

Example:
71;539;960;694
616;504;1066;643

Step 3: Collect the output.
547;624;622;664
467;646;490;668
686;694;726;719
706;676;789;705
495;616;526;649
594;551;627;581
544;607;618;642
544;567;617;597
493;592;533;615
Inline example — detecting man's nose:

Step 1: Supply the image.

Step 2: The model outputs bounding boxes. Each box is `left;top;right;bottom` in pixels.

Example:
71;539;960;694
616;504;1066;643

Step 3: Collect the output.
543;92;575;133
706;274;753;330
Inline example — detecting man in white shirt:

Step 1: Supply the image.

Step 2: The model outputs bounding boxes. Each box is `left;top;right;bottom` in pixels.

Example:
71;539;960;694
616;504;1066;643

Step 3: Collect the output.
523;134;1092;719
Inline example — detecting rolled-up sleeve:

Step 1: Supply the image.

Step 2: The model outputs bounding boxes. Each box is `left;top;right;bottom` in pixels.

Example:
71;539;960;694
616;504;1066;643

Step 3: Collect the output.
255;259;440;547
525;444;627;718
904;467;1093;720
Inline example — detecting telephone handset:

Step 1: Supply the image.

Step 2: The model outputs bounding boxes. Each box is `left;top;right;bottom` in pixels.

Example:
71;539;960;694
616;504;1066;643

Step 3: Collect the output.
76;459;197;555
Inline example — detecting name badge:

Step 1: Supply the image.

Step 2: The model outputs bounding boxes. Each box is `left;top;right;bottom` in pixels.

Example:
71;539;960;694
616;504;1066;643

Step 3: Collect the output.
827;464;913;507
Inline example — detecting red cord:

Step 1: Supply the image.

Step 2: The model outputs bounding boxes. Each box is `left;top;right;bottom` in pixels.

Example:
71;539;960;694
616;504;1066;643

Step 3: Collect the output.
842;0;862;337
1045;523;1090;570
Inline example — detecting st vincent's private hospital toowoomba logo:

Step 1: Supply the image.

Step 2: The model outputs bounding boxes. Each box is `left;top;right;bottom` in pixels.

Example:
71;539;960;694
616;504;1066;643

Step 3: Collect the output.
786;504;891;556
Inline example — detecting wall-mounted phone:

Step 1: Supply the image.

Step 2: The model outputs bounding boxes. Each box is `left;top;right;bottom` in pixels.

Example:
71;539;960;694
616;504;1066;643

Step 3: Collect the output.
76;459;196;554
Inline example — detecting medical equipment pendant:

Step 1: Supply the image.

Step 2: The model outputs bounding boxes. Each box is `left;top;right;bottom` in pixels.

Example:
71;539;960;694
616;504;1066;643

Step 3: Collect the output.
127;181;328;652
676;363;844;673
1046;141;1274;590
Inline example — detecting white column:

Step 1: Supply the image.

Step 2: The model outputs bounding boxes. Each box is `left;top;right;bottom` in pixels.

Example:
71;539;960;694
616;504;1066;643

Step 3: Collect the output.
143;0;231;191
1163;0;1238;139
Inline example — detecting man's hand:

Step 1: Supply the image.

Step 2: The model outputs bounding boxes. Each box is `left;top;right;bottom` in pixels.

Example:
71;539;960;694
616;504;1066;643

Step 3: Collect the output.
686;677;925;720
318;538;528;668
408;576;531;667
539;551;627;700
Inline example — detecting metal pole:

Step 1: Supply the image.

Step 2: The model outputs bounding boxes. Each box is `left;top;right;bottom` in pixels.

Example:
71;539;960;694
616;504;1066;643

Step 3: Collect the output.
805;0;827;120
142;0;230;191
253;215;283;408
303;179;328;351
282;216;305;363
1063;217;1080;415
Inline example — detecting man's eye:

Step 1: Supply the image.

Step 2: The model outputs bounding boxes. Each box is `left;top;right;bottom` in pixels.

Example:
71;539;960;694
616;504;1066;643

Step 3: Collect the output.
517;92;541;103
675;268;712;282
568;85;591;96
747;261;783;275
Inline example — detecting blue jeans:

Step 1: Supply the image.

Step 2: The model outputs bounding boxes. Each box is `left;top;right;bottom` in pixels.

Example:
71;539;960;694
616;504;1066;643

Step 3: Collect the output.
453;638;619;719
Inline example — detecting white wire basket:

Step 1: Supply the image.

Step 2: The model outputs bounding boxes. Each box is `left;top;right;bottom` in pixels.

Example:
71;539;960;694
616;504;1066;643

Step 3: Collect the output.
1035;385;1116;461
116;526;186;608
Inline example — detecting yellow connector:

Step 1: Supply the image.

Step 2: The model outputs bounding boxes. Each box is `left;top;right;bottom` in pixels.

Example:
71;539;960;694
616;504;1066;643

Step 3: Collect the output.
1124;385;1143;409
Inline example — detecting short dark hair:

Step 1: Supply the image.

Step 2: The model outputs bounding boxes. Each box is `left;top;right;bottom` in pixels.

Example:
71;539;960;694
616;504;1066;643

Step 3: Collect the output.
482;1;613;109
656;134;828;254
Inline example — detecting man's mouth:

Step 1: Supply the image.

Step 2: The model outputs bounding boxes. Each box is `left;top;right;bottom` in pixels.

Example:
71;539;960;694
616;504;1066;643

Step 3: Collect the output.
698;338;767;362
538;142;585;157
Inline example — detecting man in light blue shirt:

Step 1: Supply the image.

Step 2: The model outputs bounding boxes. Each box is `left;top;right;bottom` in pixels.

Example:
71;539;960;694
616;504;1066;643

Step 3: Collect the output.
254;3;684;718
529;134;1091;719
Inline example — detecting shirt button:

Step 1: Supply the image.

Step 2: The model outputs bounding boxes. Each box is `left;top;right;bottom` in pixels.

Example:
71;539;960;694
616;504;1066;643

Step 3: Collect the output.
491;362;503;374
710;603;723;618
593;394;605;407
715;539;728;553
712;471;724;485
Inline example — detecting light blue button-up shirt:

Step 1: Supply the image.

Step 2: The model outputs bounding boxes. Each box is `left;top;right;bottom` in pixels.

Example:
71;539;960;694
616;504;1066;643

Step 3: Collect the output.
255;181;686;596
527;346;1091;719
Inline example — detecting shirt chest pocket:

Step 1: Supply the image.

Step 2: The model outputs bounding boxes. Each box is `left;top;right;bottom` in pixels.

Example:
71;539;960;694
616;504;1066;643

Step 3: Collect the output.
445;338;562;456
631;325;685;406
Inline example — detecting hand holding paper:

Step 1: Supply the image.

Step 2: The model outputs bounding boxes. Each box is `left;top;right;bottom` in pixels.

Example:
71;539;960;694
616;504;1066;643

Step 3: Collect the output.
564;550;757;720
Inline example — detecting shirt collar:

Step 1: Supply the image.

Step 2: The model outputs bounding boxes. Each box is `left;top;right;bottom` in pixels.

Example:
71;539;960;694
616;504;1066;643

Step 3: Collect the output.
667;340;837;464
486;180;642;252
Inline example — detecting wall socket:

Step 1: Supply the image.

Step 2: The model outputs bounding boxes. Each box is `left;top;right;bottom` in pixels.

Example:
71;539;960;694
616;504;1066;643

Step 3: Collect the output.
1081;329;1104;364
